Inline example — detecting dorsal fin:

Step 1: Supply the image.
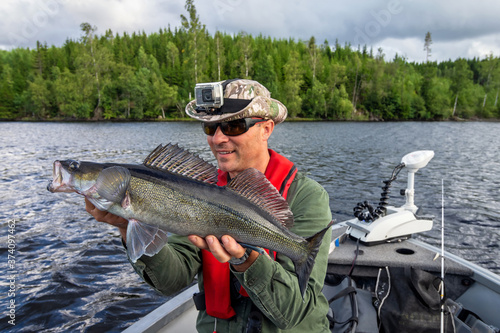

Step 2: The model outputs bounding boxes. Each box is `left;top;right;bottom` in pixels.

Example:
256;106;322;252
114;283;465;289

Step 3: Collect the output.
227;168;294;229
143;143;218;184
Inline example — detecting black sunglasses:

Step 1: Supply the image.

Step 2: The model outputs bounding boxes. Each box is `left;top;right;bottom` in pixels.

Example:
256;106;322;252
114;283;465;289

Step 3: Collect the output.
202;118;266;136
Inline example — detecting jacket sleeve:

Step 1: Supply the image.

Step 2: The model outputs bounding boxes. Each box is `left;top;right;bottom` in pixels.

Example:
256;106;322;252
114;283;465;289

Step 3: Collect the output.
231;173;332;330
128;234;202;296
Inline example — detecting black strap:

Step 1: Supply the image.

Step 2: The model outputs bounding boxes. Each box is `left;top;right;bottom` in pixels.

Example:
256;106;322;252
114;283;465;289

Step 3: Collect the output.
278;165;297;195
195;98;252;115
328;285;357;303
222;78;239;90
218;78;252;114
219;99;252;114
328;276;359;329
193;291;207;311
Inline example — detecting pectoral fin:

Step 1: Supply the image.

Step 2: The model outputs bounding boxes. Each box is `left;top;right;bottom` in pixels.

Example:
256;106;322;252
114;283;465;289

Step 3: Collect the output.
126;219;169;263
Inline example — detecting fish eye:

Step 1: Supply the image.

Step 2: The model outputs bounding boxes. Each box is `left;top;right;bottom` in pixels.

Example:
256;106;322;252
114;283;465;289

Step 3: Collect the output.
68;160;80;171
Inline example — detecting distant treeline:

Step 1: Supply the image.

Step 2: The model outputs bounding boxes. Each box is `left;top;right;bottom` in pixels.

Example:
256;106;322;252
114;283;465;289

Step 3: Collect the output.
1;2;499;121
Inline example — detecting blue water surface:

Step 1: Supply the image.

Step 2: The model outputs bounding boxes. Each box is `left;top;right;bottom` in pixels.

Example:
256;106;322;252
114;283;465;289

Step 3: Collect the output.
0;121;498;332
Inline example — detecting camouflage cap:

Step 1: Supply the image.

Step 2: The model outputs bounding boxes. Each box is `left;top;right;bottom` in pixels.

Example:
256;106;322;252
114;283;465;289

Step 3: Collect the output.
185;79;287;124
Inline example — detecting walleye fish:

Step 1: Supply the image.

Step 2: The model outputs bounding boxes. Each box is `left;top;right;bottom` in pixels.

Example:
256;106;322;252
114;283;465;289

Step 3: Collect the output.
48;143;331;296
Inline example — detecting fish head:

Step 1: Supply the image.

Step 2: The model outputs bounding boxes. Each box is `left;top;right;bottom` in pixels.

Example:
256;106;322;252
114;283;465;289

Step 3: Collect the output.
47;160;104;195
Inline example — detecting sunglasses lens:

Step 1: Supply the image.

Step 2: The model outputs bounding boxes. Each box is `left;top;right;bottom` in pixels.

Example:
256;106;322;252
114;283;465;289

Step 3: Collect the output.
221;119;247;136
202;123;218;135
202;119;264;136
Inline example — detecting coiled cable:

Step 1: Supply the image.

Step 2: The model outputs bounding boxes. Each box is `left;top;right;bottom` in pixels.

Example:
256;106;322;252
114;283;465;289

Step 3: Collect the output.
353;163;405;222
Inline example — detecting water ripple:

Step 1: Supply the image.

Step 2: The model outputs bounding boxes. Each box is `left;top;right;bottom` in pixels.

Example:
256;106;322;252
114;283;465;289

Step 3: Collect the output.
1;121;499;332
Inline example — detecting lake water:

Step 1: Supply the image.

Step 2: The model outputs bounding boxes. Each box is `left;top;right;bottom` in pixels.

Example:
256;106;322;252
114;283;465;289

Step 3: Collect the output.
0;121;499;332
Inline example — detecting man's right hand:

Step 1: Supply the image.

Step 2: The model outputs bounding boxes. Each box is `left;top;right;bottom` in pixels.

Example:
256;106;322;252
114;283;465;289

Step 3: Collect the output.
85;198;128;241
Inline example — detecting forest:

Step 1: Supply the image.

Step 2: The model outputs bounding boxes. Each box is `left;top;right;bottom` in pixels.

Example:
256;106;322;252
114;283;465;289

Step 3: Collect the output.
1;1;499;121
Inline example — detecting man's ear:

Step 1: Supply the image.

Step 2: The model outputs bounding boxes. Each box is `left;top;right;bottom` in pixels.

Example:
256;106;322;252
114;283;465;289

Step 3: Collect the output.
261;120;275;141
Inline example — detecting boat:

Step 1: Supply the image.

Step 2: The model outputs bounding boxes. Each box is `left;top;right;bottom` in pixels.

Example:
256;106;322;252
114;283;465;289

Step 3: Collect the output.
124;151;500;333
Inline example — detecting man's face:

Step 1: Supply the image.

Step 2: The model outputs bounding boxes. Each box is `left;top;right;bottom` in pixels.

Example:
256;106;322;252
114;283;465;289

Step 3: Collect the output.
206;119;274;178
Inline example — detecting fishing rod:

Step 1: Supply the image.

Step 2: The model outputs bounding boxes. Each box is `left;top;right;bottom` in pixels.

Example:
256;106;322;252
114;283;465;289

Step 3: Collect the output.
440;179;445;333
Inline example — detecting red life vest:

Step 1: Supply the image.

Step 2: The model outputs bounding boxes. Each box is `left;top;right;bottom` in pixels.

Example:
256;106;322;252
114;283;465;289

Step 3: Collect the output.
201;149;297;319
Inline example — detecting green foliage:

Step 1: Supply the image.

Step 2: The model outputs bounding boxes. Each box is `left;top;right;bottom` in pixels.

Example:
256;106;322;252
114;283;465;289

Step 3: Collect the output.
0;63;16;119
422;77;452;119
281;51;303;117
0;1;499;121
28;75;50;118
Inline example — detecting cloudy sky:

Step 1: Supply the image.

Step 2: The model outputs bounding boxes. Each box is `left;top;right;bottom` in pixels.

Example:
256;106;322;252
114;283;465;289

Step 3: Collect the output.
2;0;500;63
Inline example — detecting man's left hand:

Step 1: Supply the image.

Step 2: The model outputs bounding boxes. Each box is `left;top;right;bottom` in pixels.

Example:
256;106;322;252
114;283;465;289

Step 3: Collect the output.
188;235;258;271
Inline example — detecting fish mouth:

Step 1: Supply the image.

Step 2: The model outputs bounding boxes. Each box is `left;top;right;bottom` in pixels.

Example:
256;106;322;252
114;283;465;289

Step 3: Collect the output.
47;161;75;193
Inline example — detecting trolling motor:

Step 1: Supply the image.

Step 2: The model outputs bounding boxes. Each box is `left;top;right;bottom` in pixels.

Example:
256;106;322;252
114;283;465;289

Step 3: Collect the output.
346;151;435;245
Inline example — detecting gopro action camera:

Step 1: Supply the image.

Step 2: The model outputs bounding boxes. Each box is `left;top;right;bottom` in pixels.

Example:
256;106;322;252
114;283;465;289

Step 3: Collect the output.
195;82;224;108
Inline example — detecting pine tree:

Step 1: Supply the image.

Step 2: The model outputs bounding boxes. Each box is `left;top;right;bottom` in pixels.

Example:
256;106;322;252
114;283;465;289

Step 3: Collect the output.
424;32;432;63
180;0;207;85
79;23;113;119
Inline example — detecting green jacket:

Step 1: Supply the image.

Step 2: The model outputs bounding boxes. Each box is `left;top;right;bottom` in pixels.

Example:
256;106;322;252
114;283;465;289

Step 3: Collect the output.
129;172;332;332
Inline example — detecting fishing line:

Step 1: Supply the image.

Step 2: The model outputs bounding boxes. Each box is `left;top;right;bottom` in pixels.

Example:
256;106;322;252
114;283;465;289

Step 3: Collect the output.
440;179;445;333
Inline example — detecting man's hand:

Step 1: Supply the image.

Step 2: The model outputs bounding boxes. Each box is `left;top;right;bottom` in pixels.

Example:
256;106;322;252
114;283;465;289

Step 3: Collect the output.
188;235;258;272
85;198;128;241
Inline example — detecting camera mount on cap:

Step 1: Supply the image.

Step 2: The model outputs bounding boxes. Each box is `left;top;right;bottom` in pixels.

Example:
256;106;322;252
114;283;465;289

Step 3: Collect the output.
195;82;224;109
193;79;252;115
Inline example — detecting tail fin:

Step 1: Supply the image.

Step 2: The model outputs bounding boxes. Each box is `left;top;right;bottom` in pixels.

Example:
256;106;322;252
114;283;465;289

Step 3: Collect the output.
295;221;334;298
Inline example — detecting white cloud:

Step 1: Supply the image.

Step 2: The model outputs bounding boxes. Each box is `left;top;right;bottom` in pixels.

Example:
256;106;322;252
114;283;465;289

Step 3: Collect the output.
1;0;500;63
0;0;184;49
373;37;426;62
465;34;500;60
373;33;500;63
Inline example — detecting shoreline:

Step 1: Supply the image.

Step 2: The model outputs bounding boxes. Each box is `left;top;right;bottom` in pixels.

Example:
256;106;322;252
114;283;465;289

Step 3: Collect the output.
1;117;500;123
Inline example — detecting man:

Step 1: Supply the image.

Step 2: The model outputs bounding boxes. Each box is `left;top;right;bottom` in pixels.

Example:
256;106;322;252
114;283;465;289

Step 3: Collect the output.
86;79;332;332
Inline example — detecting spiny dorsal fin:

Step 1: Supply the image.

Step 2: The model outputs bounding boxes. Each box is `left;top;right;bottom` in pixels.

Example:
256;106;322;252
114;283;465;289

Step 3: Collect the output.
227;168;294;229
143;143;218;184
